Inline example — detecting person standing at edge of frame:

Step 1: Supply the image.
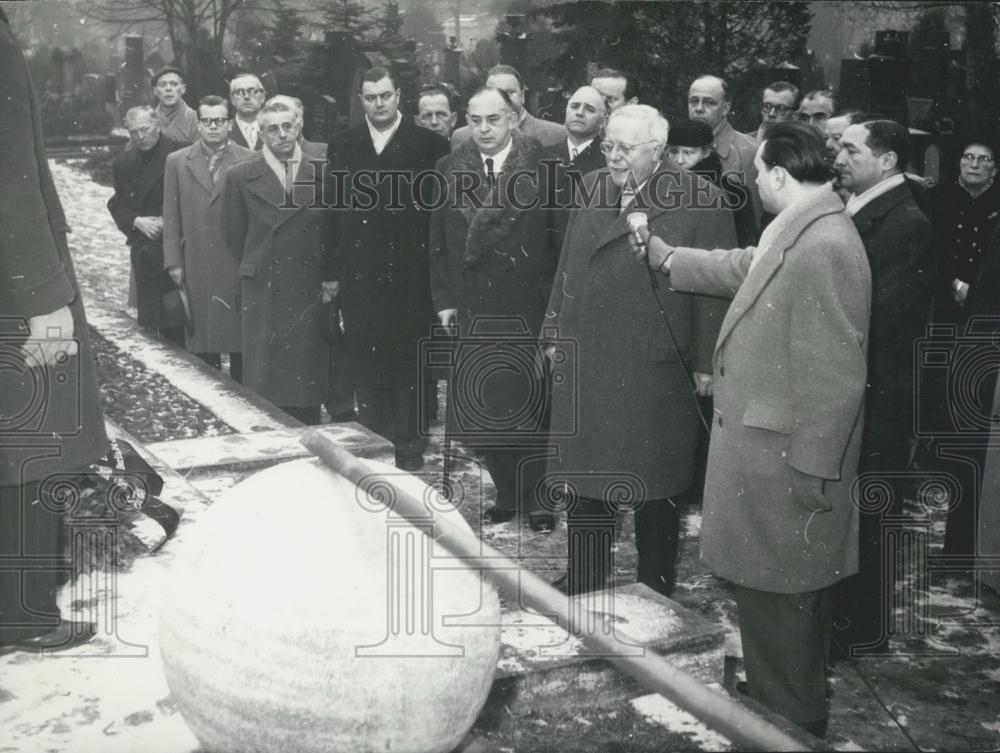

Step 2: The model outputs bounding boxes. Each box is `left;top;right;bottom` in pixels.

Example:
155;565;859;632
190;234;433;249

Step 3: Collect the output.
0;6;107;655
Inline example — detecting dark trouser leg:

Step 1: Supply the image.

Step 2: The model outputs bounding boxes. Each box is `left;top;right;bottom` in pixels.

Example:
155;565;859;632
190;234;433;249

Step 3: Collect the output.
480;448;543;513
280;405;322;425
159;327;185;346
733;584;833;732
567;496;615;595
194;352;222;370
0;481;64;644
229;352;243;384
324;348;354;418
943;443;987;561
356;386;427;464
688;396;713;504
633;497;681;597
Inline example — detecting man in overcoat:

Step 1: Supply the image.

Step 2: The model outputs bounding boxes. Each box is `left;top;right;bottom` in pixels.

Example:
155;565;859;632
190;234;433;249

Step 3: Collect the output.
163;95;254;379
107;105;184;343
637;121;871;737
429;87;558;530
323;67;449;469
1;7;106;652
834;119;935;656
221;98;329;424
544;104;734;597
228;72;266;151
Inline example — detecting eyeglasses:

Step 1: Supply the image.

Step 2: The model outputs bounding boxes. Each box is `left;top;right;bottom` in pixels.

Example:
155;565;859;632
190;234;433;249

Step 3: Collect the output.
599;139;658;156
232;88;264;97
198;117;230;127
961;153;995;165
761;103;794;116
262;122;298;136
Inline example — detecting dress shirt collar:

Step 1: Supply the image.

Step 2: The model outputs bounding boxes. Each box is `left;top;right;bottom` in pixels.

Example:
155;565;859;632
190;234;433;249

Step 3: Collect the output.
236;116;259;145
481;138;513;174
367;111;403;155
845;172;905;216
567;137;595;161
262;143;303;192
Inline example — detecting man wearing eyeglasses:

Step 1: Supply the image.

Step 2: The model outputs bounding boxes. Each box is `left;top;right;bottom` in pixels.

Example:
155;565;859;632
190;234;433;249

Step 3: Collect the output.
754;81;798;141
228;73;266;150
163;95;254;379
324;67;450;469
923;136;1000;562
150;66;199;144
833;119;935;659
543;104;735;595
221;98;330;424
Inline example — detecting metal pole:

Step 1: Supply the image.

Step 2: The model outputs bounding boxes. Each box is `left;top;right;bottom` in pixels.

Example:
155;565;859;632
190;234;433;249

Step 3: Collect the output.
299;429;814;752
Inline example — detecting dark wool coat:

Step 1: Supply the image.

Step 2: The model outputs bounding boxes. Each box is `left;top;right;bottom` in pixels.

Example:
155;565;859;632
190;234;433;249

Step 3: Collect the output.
670;190;871;594
543;164;735;501
0;13;106;485
849;179;935;475
429;132;559;447
324;119;450;389
542;138;606;253
107;133;184;327
163;140;255;353
220;142;330;407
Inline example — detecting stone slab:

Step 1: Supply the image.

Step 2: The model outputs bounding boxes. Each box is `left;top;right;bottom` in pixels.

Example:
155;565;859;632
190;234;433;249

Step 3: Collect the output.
146;423;393;474
489;583;726;714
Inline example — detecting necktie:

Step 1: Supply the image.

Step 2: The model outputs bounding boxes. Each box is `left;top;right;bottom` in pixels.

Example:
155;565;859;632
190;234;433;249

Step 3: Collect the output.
570;146;579;162
207;149;224;183
620;189;636;214
485;157;495;184
282;160;295;199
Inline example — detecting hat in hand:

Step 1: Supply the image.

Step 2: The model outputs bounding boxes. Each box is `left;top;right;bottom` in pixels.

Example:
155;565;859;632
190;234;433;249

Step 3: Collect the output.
162;286;193;330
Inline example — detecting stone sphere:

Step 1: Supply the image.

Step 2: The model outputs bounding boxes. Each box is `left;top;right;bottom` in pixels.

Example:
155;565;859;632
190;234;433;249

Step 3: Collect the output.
159;458;501;753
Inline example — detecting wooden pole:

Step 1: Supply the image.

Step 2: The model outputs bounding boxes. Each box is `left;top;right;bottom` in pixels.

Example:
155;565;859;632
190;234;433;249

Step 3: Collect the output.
300;428;812;752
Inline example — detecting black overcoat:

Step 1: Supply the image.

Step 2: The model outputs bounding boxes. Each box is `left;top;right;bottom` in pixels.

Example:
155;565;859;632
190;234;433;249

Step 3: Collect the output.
0;13;106;486
429;132;559;447
850;180;935;474
324;119;450;389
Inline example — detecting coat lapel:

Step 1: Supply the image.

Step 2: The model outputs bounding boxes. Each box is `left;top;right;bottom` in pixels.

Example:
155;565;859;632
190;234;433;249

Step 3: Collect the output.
132;138;169;202
184;146;215;196
849;181;911;239
245;157;286;216
713;190;846;353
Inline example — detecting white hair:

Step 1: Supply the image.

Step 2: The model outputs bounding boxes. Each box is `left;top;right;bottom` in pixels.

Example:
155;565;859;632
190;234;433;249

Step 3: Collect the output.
608;104;669;146
265;94;304;118
229;73;264;92
125;105;159;125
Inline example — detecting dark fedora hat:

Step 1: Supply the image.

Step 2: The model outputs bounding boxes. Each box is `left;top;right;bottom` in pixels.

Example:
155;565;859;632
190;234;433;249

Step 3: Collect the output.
162;286;193;330
668;119;715;148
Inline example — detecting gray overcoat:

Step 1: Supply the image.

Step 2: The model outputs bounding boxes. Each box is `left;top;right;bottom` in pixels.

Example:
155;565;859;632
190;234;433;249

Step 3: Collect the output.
670;189;871;594
163;140;254;353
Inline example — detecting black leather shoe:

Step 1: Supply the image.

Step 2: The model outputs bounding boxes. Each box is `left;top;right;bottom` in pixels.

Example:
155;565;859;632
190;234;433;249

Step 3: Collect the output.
483;507;516;525
735;680;749;696
4;621;96;655
328;410;357;423
528;513;556;533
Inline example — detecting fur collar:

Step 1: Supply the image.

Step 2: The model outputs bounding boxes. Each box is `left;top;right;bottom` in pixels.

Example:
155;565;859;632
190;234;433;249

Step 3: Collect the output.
447;131;544;265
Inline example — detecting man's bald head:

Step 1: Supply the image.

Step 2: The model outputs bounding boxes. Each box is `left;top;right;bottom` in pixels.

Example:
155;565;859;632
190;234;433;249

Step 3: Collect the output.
564;85;608;143
688;75;730;131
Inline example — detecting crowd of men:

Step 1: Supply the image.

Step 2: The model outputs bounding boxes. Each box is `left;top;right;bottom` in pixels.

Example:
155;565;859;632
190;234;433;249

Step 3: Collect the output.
6;26;998;736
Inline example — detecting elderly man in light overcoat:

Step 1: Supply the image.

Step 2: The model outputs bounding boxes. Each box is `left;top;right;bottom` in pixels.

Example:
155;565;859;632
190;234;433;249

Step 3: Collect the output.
635;121;871;738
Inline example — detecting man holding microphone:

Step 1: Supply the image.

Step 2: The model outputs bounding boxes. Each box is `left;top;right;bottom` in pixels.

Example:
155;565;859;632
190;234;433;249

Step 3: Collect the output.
628;121;870;738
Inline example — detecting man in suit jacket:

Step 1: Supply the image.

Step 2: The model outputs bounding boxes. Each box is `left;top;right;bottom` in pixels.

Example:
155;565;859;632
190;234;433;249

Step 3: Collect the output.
834;120;935;656
221;98;330;424
639;122;871;737
430;87;558;531
0;7;106;653
163;95;254;380
451;64;565;150
688;75;761;220
323;67;449;469
228;72;266;151
107;106;185;343
543;85;608;251
544;104;734;596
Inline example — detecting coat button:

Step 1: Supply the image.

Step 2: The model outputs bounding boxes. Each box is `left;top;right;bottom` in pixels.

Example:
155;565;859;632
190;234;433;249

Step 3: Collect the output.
717;415;723;427
719;366;725;377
